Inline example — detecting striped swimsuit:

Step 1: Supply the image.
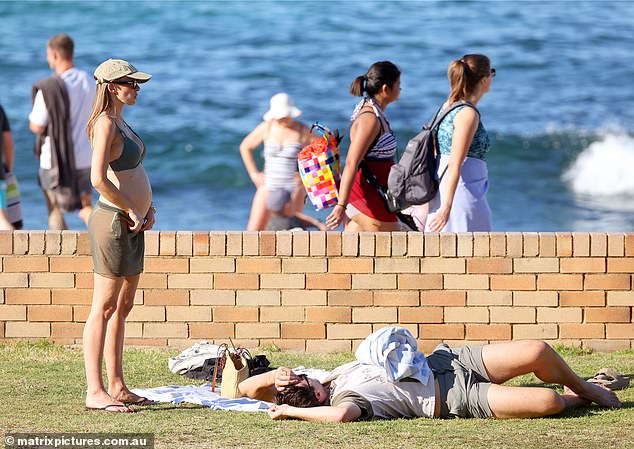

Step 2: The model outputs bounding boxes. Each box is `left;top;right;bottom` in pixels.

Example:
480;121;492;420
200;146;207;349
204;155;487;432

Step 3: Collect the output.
263;141;303;191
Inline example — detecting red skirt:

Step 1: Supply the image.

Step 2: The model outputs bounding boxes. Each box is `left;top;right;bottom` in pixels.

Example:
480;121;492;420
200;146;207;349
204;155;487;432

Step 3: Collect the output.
349;160;398;222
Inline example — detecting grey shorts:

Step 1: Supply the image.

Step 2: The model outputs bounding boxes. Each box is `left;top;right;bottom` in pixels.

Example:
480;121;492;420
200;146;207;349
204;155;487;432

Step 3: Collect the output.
426;344;493;418
39;168;92;196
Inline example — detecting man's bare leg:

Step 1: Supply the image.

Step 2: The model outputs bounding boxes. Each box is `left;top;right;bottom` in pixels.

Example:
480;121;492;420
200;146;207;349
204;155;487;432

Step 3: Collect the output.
78;192;92;225
43;188;67;230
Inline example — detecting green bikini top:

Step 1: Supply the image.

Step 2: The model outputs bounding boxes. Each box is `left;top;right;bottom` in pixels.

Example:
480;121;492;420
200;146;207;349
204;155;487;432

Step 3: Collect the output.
109;120;146;172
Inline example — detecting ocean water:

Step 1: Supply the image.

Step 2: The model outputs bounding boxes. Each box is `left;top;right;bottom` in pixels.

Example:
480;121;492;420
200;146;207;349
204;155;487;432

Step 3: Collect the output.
1;0;633;231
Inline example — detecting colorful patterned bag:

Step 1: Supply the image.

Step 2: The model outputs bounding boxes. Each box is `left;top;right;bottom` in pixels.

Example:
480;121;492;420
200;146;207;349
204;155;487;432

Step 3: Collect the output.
298;123;343;210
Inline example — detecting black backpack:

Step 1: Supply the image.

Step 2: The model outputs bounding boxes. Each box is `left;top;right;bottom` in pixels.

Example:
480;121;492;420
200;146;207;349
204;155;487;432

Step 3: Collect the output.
385;101;479;213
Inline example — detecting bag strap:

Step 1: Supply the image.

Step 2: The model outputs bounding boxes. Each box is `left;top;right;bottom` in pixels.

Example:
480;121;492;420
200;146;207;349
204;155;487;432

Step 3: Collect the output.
429;100;480;130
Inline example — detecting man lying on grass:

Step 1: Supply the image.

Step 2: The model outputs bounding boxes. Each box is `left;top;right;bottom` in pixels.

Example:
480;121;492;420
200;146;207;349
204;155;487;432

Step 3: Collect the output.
238;327;621;422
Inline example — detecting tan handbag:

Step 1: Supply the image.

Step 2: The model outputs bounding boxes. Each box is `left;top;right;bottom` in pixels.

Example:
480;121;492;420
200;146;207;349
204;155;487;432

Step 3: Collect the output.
211;340;251;399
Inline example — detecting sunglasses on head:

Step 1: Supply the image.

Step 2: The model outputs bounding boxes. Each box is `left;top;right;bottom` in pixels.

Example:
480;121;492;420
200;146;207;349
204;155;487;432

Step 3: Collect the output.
110;79;140;89
490;68;496;77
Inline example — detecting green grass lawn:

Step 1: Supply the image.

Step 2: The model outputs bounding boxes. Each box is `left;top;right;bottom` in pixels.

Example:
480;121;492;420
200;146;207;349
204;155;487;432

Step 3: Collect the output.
1;341;632;449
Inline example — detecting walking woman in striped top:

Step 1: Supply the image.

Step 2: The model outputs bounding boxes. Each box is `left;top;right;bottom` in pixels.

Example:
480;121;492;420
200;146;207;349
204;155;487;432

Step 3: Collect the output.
326;61;402;231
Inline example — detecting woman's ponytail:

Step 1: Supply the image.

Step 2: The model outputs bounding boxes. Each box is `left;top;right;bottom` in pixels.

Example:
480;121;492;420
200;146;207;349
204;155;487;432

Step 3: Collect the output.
447;54;491;102
349;75;366;97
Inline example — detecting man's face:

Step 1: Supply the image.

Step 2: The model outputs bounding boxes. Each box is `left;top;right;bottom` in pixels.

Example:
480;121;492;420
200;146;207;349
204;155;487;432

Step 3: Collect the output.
299;375;328;405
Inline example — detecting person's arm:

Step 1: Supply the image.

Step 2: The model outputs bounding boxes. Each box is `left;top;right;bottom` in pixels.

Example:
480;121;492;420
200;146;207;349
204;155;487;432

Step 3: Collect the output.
238;366;301;402
267;401;362;422
294;211;327;231
239;121;268;188
2;130;15;172
325;111;379;229
28;90;48;135
427;107;479;232
90;116;144;232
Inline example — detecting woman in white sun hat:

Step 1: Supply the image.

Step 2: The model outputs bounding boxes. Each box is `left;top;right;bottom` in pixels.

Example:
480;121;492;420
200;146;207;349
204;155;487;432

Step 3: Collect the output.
240;93;316;230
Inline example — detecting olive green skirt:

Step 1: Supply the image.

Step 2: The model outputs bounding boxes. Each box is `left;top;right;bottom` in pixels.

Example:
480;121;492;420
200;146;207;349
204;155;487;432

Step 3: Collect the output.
88;201;144;277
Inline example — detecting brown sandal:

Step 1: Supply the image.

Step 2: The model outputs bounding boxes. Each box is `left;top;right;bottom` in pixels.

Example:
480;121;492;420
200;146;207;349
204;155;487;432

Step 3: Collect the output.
587;368;630;391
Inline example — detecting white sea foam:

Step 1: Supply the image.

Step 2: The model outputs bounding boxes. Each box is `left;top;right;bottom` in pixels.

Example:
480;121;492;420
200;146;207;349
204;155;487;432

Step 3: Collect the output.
563;133;634;196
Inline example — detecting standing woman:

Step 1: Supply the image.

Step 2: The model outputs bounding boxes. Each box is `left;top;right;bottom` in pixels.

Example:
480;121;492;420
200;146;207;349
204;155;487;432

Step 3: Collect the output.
425;54;495;232
326;61;401;231
83;59;154;412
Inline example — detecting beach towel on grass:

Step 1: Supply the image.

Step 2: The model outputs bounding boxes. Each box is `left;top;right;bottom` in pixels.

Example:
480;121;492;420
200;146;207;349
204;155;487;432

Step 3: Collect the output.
131;367;331;412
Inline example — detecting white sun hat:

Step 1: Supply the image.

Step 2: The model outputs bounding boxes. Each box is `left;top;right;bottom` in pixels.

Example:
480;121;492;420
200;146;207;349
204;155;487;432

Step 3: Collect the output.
263;92;302;121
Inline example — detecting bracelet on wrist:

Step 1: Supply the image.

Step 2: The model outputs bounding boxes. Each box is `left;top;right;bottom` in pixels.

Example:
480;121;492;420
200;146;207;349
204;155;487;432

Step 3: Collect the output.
336;203;347;210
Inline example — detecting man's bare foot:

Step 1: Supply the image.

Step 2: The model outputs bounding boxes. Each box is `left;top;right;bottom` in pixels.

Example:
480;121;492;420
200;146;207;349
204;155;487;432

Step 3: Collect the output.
571;381;622;408
109;389;155;406
86;390;133;412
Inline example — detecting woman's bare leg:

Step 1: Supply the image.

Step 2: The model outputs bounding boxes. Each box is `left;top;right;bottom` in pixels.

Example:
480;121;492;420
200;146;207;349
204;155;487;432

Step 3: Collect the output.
83;273;131;412
346;212;402;232
247;185;270;231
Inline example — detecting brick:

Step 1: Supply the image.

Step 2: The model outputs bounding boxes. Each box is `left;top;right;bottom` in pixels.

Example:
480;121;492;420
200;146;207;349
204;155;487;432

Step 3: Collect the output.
560;258;605;273
445;307;488;323
419;340;443;354
359;233;375;256
166;306;211;322
309;232;326;256
590;233;607;257
142;290;189;306
236;323;279;339
556;233;573;257
506;233;522;257
209;232;227;256
260;306;304;322
522;233;539;257
326;232;342;257
514;258;559;273
126;338;167;347
465;324;511;340
190;290;235;306
467;291;512;306
489;233;506;257
391;232;408;257
420;258;465;274
213;307;258;322
168;274;211;289
0;305;27;320
281;323;326;339
513;324;558;340
193;232;210;256
585;274;630;290
607;291;634;306
5;322;50;337
273;339;306;351
0;273;28;288
44;231;61;255
342;232;359;257
375;233;392;257
607;233;624;257
127;306;166;322
420;291;466;306
13;231;28;255
420;324;465;339
327;323;372;339
539;233;556;257
28;305;72;322
398;274;443;290
4;256;49;272
144;258;189;273
399;307;443;323
282;290;326;306
607;258;634;273
73;306;90;322
467;258;512;274
407;232;424;257
606;324;634;339
275;231;292;256
137;274;167;289
236;258;280;273
583;340;630;352
559;324;605;339
492;274;538;292
439;233;456;257
306;307;351;323
49;257;93;273
473;233;490;257
560;291;605;307
306;339;351;353
263;273;305;289
490;307;536;323
242;232;258;256
374;291;420;307
51;322;84;338
144;231;159;256
424;233;440;257
259;231;276;256
237;290;280;306
190;258;235;273
585;307;630;323
0;232;12;254
456;233;473;257
213;273;258;290
536;274;582;291
159;231;176;256
537;307;582;323
7;289;51;305
292;232;309;256
328;258;371;274
29;273;74;288
626;234;634;257
572;232;590;256
353;274;396;290
444;274;489;290
513;291;558;307
375;258;419;273
353;307;397;323
328;291;373;306
189;323;234;339
143;323;188;338
28;231;45;255
60;231;77;255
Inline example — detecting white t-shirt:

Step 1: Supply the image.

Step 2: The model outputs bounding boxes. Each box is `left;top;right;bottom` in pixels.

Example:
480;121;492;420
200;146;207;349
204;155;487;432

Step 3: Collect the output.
325;361;436;420
29;67;95;170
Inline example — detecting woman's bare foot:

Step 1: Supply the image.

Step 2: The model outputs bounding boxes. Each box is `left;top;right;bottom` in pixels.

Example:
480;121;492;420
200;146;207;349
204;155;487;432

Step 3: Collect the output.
109;388;155;406
86;390;133;412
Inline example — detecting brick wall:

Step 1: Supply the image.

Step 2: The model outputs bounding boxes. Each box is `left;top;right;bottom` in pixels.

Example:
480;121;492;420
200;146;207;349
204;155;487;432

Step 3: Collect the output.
0;230;633;353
